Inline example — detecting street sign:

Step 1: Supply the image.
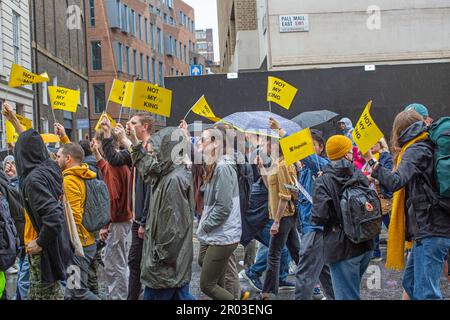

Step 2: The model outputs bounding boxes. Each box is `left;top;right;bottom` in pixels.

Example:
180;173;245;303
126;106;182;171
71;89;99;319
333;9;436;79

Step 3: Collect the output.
76;118;90;129
189;65;203;76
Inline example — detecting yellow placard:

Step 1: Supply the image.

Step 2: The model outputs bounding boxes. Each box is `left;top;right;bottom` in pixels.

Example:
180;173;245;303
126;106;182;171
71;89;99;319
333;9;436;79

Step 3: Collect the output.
122;82;134;108
6;114;32;144
131;81;172;117
108;79;127;105
280;128;316;166
267;76;298;110
8;64;50;88
95;112;117;131
41;134;60;144
191;95;221;122
48;86;80;113
352;101;384;154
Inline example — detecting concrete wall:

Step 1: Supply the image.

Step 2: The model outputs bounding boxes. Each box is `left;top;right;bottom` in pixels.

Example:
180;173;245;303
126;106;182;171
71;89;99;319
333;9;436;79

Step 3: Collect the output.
267;0;450;70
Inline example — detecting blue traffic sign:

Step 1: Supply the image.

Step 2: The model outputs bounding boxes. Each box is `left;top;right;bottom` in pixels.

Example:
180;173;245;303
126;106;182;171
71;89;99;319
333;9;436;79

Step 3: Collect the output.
189;65;203;76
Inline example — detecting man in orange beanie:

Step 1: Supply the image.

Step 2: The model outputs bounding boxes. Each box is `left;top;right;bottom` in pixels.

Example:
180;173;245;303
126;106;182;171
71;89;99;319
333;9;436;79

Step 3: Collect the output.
311;135;374;300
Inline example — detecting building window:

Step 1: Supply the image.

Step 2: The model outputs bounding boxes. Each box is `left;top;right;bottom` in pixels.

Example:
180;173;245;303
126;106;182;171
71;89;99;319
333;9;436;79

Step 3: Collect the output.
140;53;144;79
93;84;106;114
122;4;128;33
144;18;148;43
174;39;177;59
159;62;164;86
42;118;49;134
126;46;130;74
146;56;150;82
170;17;174;25
184;45;187;64
42;82;48;105
150;23;155;50
91;41;102;70
138;14;142;40
179;11;183;25
12;12;21;64
157;28;162;54
117;42;123;72
152;58;156;83
130;9;136;36
133;49;137;75
89;0;95;27
179;42;183;62
149;4;154;13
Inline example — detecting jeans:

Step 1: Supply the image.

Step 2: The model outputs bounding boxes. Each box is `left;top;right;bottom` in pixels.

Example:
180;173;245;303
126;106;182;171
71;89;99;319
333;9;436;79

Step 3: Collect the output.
262;215;300;295
104;220;132;300
15;249;30;300
373;214;391;258
144;284;196;300
250;219;290;281
294;231;334;300
330;251;373;300
403;236;450;300
128;221;144;300
65;244;99;300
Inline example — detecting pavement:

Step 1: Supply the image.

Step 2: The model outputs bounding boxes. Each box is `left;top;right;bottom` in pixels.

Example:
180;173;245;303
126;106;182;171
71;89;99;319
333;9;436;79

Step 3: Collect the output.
5;228;450;300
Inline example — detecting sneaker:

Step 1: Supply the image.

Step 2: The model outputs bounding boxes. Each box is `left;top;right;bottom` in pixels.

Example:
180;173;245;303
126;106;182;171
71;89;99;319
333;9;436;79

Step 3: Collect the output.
238;269;245;280
312;286;325;300
242;269;263;292
278;279;295;290
238;260;245;267
371;255;383;262
6;264;18;274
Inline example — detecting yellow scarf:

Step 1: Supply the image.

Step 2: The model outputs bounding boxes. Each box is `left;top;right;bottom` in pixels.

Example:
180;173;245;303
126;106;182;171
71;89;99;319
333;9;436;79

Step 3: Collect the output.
385;132;429;270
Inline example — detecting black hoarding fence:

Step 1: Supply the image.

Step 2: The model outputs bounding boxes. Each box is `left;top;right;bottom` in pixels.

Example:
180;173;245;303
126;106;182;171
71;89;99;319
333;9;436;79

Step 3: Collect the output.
166;63;450;140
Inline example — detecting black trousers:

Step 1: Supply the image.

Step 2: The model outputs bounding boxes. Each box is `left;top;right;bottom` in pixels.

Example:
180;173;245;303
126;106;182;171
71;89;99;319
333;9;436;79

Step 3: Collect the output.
127;221;144;300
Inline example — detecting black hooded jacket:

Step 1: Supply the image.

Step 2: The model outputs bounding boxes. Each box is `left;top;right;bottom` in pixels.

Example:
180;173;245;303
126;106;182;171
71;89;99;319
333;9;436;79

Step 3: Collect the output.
311;159;374;264
14;129;73;284
372;121;450;241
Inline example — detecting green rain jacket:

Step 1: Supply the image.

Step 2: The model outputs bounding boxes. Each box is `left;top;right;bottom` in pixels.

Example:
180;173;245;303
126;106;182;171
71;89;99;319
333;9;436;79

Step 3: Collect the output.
131;127;195;289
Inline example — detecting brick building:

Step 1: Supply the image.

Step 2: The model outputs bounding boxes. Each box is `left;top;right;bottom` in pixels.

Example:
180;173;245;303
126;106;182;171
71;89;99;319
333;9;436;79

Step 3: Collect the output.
30;0;90;141
217;0;257;72
86;0;196;130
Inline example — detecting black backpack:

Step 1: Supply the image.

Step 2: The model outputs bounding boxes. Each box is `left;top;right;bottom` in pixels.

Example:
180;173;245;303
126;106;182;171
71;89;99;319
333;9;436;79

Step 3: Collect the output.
339;182;382;244
0;196;19;271
82;178;110;232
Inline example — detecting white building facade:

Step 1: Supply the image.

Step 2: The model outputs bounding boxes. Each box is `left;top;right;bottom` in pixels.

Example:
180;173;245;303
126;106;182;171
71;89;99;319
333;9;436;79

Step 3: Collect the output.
0;0;34;151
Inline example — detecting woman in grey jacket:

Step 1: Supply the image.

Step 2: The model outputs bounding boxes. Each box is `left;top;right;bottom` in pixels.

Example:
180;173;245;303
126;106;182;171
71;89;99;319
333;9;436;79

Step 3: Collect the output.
197;126;242;300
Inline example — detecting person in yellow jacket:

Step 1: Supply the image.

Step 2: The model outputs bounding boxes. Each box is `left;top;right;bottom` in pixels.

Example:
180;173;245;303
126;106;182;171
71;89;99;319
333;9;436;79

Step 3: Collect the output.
56;142;99;300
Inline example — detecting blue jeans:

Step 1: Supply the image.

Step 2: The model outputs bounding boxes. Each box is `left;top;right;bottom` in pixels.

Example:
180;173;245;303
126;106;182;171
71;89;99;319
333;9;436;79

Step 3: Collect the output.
373;214;391;258
250;219;289;281
144;284;196;300
15;249;30;300
403;236;450;300
330;251;373;300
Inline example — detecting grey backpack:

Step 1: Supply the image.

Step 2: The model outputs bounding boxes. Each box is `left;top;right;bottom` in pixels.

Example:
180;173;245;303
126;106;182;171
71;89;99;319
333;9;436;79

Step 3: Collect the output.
82;178;110;232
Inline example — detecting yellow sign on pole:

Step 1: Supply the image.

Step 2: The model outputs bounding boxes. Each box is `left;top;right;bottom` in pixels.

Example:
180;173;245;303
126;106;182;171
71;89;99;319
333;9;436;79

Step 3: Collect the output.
191;95;220;122
41;134;60;144
95;112;117;131
352;101;384;154
6;114;32;144
130;81;172;117
280;128;316;166
108;79;127;105
48;86;80;113
122;82;134;108
8;64;50;88
267;76;298;110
